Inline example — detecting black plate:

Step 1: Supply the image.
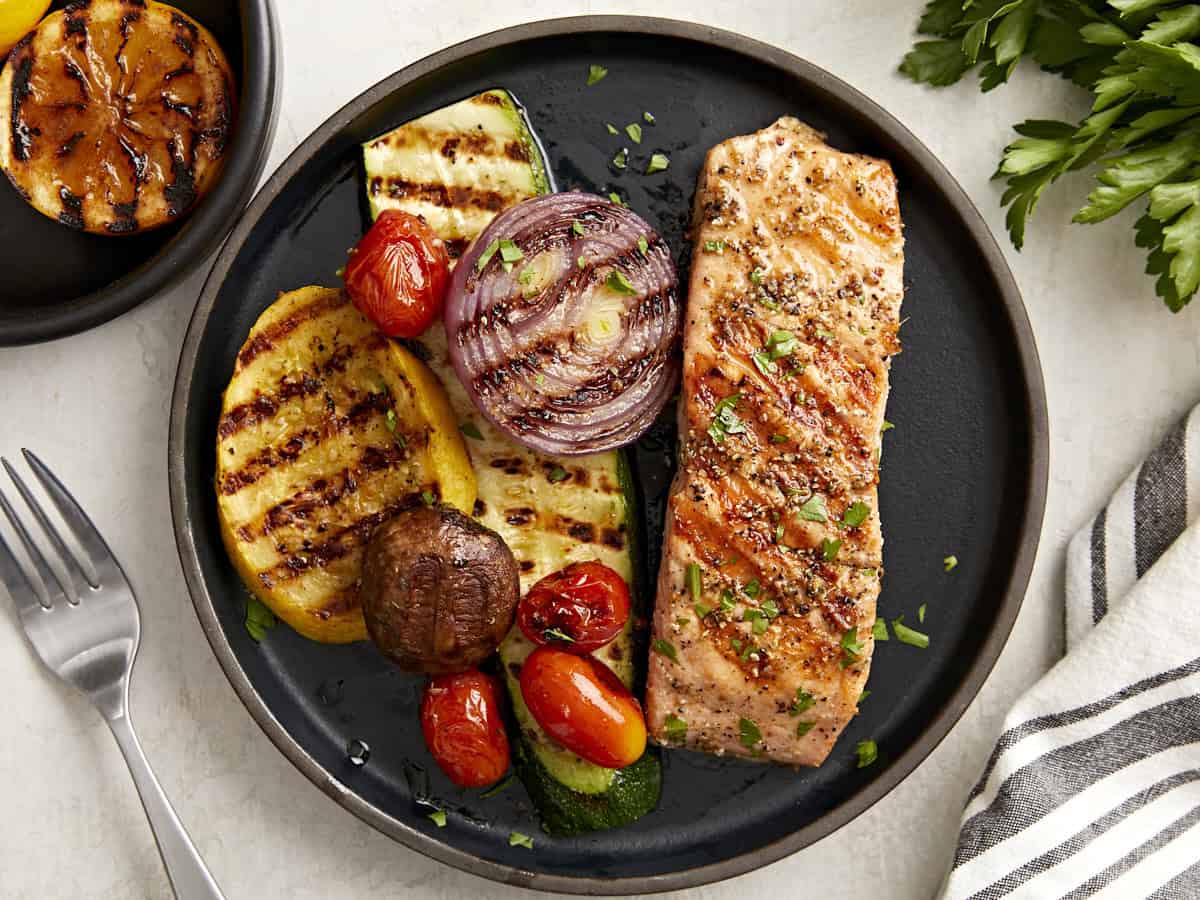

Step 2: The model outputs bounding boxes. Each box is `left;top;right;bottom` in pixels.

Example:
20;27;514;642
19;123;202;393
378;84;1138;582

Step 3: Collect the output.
169;17;1048;894
0;0;279;346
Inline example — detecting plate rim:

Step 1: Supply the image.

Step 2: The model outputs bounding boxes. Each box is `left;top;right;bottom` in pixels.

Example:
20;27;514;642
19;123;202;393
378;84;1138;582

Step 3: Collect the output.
168;15;1049;894
0;0;282;347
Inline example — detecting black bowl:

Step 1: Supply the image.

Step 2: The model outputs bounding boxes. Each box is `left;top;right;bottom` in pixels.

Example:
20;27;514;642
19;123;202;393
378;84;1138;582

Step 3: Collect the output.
0;0;280;346
170;16;1048;894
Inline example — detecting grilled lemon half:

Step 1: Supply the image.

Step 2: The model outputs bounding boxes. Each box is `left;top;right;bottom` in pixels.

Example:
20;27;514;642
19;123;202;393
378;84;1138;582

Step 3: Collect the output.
0;0;235;235
216;287;477;643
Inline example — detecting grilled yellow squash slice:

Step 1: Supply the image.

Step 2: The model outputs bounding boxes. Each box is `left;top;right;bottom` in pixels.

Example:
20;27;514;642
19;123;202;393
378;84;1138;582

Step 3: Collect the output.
215;287;476;643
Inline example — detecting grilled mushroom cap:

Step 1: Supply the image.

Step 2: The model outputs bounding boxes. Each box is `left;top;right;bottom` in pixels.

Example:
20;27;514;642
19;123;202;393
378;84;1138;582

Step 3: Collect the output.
361;505;520;674
0;0;236;235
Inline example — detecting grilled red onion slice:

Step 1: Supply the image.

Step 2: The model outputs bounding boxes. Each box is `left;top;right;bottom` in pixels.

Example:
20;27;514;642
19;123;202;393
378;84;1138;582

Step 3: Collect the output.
444;192;680;456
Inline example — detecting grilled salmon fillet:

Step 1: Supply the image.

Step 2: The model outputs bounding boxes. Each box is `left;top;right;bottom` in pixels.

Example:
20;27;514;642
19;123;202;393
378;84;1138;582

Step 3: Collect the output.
645;117;903;765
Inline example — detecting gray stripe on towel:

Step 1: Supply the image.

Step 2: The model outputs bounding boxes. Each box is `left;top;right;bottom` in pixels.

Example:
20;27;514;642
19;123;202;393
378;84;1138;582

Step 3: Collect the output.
1134;419;1188;577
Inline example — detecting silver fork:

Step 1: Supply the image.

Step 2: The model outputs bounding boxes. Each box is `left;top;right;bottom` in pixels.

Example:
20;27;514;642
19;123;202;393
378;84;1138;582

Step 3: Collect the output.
0;450;224;900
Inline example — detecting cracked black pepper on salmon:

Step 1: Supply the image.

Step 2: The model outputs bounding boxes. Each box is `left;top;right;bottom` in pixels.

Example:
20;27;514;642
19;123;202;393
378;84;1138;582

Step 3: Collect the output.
645;117;904;766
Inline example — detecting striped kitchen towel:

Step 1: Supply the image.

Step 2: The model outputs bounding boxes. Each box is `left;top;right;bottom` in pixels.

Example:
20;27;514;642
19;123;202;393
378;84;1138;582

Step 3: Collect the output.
942;408;1200;899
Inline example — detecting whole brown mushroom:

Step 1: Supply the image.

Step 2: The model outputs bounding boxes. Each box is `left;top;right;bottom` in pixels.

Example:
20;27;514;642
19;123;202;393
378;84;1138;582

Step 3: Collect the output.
360;505;519;674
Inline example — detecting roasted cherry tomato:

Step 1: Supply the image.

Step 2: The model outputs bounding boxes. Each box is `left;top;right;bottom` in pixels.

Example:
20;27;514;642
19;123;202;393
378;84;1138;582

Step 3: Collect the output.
420;670;509;788
519;646;646;769
343;209;450;337
517;561;631;653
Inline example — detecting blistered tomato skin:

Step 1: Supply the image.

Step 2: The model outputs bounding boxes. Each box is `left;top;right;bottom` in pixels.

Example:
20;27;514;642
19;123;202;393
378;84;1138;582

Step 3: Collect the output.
519;646;647;769
420;671;510;788
344;209;450;337
518;561;631;653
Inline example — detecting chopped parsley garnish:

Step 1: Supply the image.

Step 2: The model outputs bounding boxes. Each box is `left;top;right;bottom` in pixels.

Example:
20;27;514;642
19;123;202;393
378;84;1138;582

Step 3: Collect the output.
626;123;642;144
577;255;587;269
840;626;864;669
774;522;785;544
752;351;778;376
944;555;958;572
498;239;523;263
744;608;769;635
664;713;687;741
881;419;895;432
572;220;586;236
637;235;649;255
475;238;501;271
703;239;726;253
653;638;679;663
766;329;799;360
612;148;628;170
918;603;927;624
856;740;878;768
738;640;755;662
892;617;930;649
738;717;762;748
428;809;447;827
605;122;618;135
244;596;277;642
421;490;435;507
547;466;569;483
842;502;871;528
790;688;816;716
796;721;816;738
821;538;842;561
480;775;515;798
385;408;398;432
675;616;690;627
686;562;702;601
643;110;655;124
708;393;746;444
797;494;828;522
586;64;608;86
606;270;638;295
646;152;670;174
719;588;736;614
518;266;535;285
543;627;574;644
743;579;760;599
509;831;534;849
815;326;835;340
608;191;626;207
872;618;889;641
694;601;712;619
750;267;765;285
769;433;789;444
859;689;871;703
460;422;483;440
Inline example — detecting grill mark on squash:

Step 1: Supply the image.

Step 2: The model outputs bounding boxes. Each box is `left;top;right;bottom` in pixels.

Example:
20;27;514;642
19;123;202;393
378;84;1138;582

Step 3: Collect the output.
378;177;513;212
217;339;370;438
218;391;392;495
236;291;351;367
258;495;424;584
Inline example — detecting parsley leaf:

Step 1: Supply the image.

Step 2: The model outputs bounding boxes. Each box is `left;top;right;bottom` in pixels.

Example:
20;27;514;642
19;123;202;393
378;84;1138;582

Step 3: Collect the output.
856;740;878;768
586;64;608;86
572;220;586;236
944;554;958;572
790;688;815;716
637;235;649;255
643;111;656;124
606;270;638;295
605;122;618;135
428;809;447;827
918;603;928;624
797;494;828;522
708;393;746;444
842;501;871;528
547;466;569;483
509;831;534;849
753;350;778;376
796;720;816;737
245;596;277;642
686;562;702;601
664;713;688;740
892;617;931;649
475;238;501;271
738;717;762;748
840;626;864;669
612;148;628;170
646;152;670;174
872;618;889;641
626;123;643;144
460;422;483;440
653;638;679;663
821;538;842;561
899;39;972;87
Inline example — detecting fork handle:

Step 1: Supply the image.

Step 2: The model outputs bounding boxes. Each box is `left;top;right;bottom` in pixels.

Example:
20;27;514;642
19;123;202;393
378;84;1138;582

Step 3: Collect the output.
108;713;226;900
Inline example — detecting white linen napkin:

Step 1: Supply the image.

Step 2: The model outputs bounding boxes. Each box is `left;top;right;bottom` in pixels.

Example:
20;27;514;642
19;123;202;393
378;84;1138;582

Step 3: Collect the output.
941;408;1200;899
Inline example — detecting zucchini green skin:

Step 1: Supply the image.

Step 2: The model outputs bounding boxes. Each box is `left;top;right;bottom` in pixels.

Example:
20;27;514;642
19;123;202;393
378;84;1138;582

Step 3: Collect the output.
514;740;661;837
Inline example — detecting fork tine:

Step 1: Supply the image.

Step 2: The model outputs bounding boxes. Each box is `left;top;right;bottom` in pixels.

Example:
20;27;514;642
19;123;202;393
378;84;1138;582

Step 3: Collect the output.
20;450;122;586
0;481;67;607
0;516;47;614
3;458;96;596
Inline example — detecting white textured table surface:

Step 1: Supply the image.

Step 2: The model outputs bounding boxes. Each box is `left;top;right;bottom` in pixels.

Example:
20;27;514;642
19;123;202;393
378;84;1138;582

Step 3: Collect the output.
4;2;1200;898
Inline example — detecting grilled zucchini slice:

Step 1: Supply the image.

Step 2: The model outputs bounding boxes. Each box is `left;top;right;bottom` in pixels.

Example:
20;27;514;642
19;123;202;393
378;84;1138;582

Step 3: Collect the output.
364;101;659;830
0;0;235;235
215;287;476;643
362;88;553;262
